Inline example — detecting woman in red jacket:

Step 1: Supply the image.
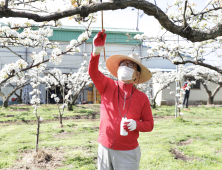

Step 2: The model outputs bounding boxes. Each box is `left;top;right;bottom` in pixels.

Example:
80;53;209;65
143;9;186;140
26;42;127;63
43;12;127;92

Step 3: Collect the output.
88;30;154;170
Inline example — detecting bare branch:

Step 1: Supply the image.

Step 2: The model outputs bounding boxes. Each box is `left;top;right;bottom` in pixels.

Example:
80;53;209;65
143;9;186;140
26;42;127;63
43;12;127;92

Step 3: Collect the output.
12;0;40;6
173;60;222;74
191;6;222;17
0;90;6;99
183;0;188;27
1;46;24;59
200;79;211;94
4;0;8;8
212;84;222;98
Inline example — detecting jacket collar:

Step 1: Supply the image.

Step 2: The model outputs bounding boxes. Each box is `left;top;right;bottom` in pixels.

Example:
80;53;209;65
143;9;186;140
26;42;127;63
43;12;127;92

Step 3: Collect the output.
118;80;134;91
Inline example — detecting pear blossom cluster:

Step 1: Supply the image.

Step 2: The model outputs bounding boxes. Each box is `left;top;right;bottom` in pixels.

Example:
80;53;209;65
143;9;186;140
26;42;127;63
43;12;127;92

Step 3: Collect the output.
42;61;92;122
0;24;53;47
65;29;92;55
135;34;222;69
50;48;63;65
30;74;42;115
165;0;222;31
0;59;28;86
187;65;222;84
65;60;92;97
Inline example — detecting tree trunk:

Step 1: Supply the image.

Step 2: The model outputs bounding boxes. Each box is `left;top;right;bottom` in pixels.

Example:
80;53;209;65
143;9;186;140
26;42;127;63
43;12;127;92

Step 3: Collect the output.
59;113;63;128
2;98;9;108
18;89;23;104
207;96;214;105
0;91;7;108
67;94;78;111
200;80;212;105
1;83;29;108
36;116;40;152
152;99;156;109
67;102;73;111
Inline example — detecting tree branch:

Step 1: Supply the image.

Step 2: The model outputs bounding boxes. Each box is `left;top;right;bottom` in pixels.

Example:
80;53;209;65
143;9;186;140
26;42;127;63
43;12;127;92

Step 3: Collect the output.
142;55;222;75
200;79;211;95
1;46;24;59
0;90;6;99
0;59;49;86
4;0;8;8
212;84;222;98
5;82;30;102
183;0;188;27
191;6;222;17
1;0;222;42
173;60;222;74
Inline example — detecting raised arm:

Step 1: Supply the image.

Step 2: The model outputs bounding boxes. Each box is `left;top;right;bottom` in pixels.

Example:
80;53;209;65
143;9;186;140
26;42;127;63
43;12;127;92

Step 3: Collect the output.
88;30;108;95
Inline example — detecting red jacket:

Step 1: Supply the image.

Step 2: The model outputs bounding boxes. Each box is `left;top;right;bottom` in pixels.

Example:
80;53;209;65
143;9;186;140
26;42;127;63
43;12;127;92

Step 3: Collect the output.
88;53;154;150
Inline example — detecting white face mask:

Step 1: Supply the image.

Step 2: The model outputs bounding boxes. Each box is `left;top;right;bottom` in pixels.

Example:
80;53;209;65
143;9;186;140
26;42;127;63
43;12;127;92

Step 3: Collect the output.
117;66;135;81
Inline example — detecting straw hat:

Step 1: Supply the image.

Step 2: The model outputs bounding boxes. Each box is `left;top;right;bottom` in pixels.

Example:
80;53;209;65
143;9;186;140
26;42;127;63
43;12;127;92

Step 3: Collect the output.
106;53;152;84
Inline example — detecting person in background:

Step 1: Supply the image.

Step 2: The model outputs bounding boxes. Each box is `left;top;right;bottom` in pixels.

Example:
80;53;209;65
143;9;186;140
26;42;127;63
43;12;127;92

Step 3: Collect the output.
183;78;191;108
88;30;154;170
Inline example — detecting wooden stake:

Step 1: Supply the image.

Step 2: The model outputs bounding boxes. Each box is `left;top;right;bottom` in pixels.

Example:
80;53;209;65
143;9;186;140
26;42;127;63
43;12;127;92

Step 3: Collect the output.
101;7;106;61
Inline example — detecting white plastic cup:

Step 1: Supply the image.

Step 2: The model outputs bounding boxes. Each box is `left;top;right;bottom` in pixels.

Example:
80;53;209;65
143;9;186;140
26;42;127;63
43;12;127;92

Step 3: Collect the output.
120;117;128;136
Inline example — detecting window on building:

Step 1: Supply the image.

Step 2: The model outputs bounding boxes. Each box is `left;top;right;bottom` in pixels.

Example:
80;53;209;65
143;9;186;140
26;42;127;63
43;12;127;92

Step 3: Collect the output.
184;77;200;89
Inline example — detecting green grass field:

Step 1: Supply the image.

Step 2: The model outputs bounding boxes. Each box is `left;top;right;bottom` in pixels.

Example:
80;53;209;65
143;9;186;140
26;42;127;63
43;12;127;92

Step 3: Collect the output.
0;104;222;169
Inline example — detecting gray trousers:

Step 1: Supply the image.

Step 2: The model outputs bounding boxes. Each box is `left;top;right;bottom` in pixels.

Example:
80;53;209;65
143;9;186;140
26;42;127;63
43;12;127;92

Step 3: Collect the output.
97;143;141;170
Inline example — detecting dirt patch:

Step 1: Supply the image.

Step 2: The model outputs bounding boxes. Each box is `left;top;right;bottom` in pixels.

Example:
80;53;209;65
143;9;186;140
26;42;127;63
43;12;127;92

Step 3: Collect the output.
53;114;99;120
179;138;193;146
153;116;175;120
91;126;99;130
3;149;65;170
10;108;30;112
171;147;201;162
54;131;75;139
10;104;31;107
170;148;193;161
5;115;15;117
0;114;100;124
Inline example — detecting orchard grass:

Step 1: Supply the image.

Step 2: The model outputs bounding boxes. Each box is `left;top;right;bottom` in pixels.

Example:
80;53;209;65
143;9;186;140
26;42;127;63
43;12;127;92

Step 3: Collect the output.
0;105;222;169
0;104;100;123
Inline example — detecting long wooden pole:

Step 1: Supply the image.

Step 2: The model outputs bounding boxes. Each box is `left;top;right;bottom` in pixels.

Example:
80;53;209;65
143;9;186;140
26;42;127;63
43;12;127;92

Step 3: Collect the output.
101;1;106;61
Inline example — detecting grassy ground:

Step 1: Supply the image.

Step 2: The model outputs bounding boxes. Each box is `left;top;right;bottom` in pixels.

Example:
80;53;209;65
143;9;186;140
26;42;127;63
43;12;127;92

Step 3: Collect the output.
0;104;222;169
0;104;100;122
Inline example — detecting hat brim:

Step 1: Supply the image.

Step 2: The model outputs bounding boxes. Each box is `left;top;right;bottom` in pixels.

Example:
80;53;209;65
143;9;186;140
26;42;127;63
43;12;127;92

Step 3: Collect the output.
106;54;152;84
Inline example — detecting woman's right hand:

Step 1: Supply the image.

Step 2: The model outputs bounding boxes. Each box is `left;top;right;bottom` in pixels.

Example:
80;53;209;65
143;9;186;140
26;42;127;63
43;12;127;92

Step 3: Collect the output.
93;29;107;55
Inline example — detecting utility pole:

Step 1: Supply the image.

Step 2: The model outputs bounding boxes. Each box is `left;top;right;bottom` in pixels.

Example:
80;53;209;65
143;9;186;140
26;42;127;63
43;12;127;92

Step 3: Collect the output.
136;9;139;31
175;27;179;118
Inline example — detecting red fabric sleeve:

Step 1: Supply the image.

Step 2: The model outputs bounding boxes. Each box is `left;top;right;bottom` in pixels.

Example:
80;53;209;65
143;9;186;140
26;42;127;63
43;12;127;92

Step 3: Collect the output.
183;84;187;90
88;52;108;95
135;95;154;132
